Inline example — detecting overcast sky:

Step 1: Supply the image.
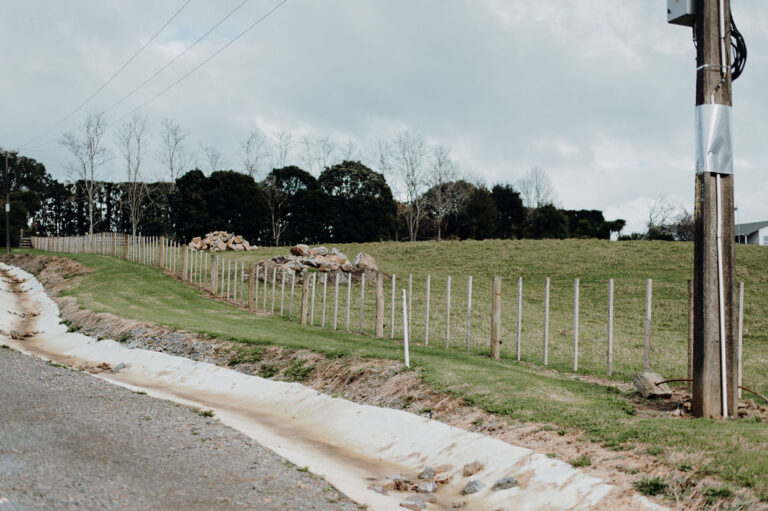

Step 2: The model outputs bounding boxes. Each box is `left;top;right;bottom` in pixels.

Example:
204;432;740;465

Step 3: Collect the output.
1;0;766;234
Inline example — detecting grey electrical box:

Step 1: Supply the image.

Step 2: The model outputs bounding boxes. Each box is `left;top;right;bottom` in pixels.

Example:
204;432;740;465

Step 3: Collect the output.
668;0;695;27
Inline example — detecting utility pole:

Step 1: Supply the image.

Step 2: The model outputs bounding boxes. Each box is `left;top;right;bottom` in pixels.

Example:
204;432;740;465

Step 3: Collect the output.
691;0;737;418
4;150;9;255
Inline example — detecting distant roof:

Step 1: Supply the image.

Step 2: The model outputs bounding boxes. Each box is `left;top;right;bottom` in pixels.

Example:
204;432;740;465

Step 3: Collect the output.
736;221;768;234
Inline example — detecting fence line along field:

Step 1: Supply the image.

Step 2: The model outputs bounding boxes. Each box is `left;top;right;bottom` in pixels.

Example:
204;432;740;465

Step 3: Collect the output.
31;235;768;396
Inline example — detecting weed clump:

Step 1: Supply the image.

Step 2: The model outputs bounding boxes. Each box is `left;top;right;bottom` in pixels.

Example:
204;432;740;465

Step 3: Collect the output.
633;476;667;496
285;359;314;382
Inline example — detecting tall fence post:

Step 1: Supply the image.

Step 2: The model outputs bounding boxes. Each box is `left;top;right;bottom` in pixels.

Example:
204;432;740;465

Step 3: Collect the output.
465;275;473;354
346;275;352;331
226;260;231;299
408;274;413;338
375;272;384;338
491;276;501;360
359;273;366;333
424;274;431;346
402;289;410;368
289;271;295;318
573;278;580;372
281;270;287;317
607;278;614;377
738;281;744;399
390;274;396;339
271;268;277;316
300;271;309;325
333;273;339;330
687;279;694;391
644;278;652;372
320;273;327;327
248;264;256;312
445;276;451;349
182;247;189;281
517;277;522;361
543;277;550;366
310;272;317;324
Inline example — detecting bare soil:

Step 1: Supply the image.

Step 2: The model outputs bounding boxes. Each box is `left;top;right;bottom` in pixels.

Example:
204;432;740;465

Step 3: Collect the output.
6;253;765;510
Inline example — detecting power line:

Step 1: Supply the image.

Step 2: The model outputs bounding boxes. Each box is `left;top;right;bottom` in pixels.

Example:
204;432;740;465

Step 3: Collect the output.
111;0;289;127
18;0;193;149
100;0;252;117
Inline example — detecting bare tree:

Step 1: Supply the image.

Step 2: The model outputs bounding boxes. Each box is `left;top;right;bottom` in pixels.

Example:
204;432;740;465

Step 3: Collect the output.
518;166;558;209
301;135;337;174
201;144;224;174
645;195;682;240
241;129;268;179
273;130;292;168
118;115;150;237
158;118;190;186
60;112;109;235
261;173;288;246
383;130;428;242
426;145;468;241
341;139;359;161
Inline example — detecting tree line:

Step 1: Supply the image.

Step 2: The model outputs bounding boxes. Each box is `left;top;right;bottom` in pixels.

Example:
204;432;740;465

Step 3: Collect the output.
2;151;626;246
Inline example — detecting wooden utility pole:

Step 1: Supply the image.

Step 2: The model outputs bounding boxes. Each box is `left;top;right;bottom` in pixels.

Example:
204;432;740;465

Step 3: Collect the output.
693;0;738;418
4;151;9;255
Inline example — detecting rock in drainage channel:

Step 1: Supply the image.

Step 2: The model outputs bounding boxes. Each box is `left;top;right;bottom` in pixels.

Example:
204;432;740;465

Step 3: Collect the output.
367;461;518;510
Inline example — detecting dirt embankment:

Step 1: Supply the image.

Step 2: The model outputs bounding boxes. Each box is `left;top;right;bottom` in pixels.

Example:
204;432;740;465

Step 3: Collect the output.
4;253;763;511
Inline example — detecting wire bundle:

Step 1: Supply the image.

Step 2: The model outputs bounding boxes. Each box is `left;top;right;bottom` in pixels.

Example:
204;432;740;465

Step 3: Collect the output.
730;9;747;80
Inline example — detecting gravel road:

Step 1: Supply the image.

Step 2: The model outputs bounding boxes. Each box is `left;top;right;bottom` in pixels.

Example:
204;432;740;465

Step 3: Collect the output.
0;345;359;511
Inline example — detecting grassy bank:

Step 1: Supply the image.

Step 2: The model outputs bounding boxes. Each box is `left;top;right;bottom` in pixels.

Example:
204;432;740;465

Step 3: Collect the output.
14;243;768;500
187;239;767;389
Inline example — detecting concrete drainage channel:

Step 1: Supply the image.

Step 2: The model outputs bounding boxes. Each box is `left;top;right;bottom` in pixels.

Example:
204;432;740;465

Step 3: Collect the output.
0;264;663;511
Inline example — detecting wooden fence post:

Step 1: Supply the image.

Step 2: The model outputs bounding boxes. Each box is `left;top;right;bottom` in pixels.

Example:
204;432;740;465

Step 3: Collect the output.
300;271;309;325
248;264;256;312
390;274;396;339
445;276;451;349
644;278;652;372
543;277;550;366
211;255;217;293
263;263;268;307
491;276;501;360
573;278;580;372
321;273;327;327
226;259;231;299
359;273;366;333
310;272;317;324
465;275;473;354
517;277;522;361
182;247;188;281
424;274;431;345
271;267;277;315
375;272;384;337
233;260;238;297
281;270;287;317
607;278;614;377
738;281;744;399
346;276;352;331
333;273;339;330
289;271;295;318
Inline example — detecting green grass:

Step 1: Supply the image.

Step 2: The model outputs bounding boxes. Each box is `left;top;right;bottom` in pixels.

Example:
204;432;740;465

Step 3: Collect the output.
634;476;668;497
16;241;768;498
568;455;592;468
130;239;768;391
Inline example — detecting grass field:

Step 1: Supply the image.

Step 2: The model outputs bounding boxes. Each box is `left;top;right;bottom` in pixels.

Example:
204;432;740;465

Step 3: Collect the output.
163;239;768;389
18;238;768;500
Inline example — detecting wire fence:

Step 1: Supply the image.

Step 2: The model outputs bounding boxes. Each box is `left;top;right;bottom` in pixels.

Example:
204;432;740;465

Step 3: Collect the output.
29;234;749;387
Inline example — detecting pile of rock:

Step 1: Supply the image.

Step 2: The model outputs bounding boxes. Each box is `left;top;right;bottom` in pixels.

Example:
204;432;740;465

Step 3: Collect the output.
259;244;377;279
188;231;256;252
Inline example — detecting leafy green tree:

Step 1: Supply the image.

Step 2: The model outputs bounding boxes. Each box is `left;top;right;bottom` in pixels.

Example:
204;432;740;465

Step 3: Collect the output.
169;170;211;242
527;204;568;239
491;183;525;238
319;161;396;242
265;166;328;245
456;186;498;240
206;171;267;243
